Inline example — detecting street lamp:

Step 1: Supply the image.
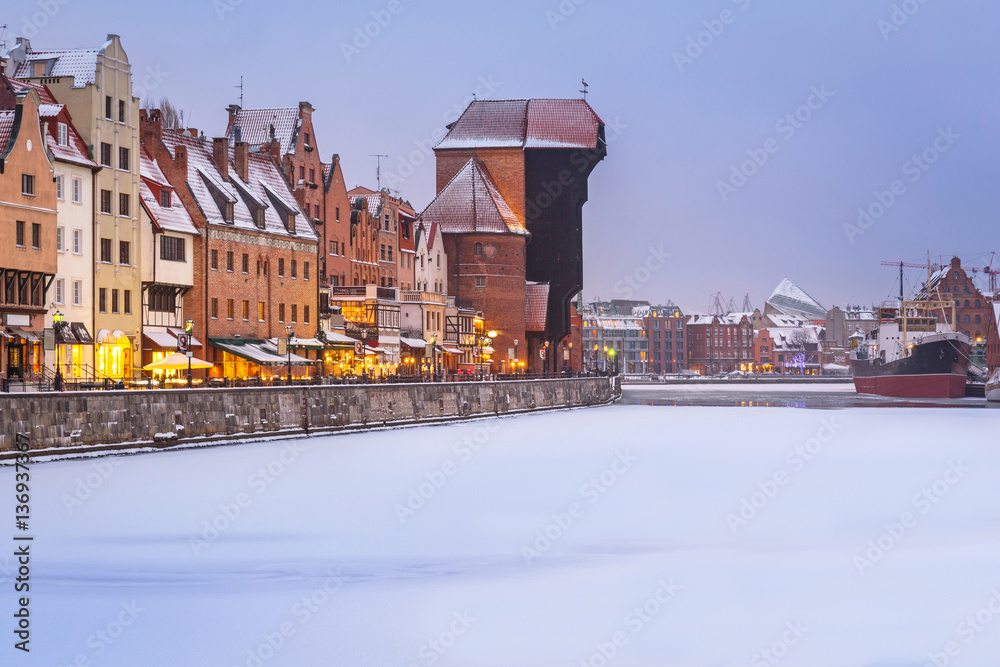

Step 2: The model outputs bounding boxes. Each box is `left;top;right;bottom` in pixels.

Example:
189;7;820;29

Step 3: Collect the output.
185;319;194;387
53;310;64;391
513;338;519;375
286;324;294;385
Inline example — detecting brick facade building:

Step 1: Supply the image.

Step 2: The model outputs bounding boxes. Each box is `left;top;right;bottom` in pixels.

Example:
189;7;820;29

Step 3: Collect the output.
644;302;687;374
140;110;318;380
686;313;754;375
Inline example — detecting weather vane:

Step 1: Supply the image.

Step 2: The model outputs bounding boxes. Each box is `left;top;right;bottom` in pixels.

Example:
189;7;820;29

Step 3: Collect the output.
580;78;589;100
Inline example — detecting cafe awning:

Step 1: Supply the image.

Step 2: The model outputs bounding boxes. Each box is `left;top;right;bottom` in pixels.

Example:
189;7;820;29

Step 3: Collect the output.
167;327;202;348
7;327;40;342
71;322;94;344
400;337;430;349
144;331;178;349
439;345;464;356
54;325;79;344
211;339;314;366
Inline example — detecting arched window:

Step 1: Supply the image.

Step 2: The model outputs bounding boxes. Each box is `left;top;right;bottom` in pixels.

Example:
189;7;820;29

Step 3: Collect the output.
474;242;483;256
963;315;970;324
964;300;970;308
974;300;980;308
954;272;960;279
965;286;970;294
942;286;950;293
975;315;981;324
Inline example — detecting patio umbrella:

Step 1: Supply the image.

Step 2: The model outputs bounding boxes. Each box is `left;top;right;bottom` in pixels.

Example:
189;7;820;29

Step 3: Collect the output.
142;352;214;371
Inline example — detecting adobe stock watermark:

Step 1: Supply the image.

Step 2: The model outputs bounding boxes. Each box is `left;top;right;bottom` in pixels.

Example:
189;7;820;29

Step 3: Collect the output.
717;85;834;202
614;246;671;299
843;127;959;244
132;65;169;104
521;449;638;565
579;578;681;667
750;621;808;667
17;0;73;39
189;441;306;555
407;612;477;666
233;569;346;667
394;421;502;524
727;416;843;534
923;588;1000;667
853;460;969;575
382;75;503;190
213;0;244;21
878;0;934;41
341;0;410;63
672;0;754;73
56;600;145;667
546;0;590;31
60;458;125;514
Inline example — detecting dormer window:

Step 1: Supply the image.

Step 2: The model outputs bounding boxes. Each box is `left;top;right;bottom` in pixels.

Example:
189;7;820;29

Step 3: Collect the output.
57;123;68;146
33;61;46;77
255;209;265;228
160;190;171;208
224;202;234;223
287;213;296;234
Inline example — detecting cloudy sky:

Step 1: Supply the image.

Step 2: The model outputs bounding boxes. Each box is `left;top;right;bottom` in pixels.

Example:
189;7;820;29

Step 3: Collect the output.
6;0;998;312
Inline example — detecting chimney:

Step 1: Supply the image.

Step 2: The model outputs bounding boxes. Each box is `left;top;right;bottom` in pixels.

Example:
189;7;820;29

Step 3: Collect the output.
298;101;314;118
140;109;163;160
213;137;229;179
227;103;241;128
174;144;188;176
188;128;198;138
234;141;249;181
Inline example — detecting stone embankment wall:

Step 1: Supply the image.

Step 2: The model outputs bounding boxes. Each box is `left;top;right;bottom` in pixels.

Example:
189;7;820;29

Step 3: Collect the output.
0;377;619;456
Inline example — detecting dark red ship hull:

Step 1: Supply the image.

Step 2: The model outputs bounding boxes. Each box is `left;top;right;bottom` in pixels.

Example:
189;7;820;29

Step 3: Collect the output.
851;336;970;399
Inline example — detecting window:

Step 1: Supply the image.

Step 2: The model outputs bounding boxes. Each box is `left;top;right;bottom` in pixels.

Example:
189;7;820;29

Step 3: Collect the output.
227;251;234;272
22;174;35;196
227;299;235;320
57;227;65;252
100;238;113;263
304;305;310;324
54;279;65;305
330;240;337;256
291;260;297;279
436;253;440;268
278;258;285;277
101;189;112;214
111;289;120;314
105;96;113;120
99;288;107;313
119;147;130;171
304;132;310;146
975;300;981;308
119;241;130;266
119;193;130;217
304;262;309;281
160;236;186;262
72;177;82;203
124;290;132;315
72;280;82;306
31;223;41;249
242;253;249;274
279;303;285;323
258;302;266;322
975;315;982;324
474;242;483;256
100;143;112;167
56;175;64;200
380;244;386;261
160;190;171;208
57;122;68;146
211;250;219;270
242;300;250;321
118;99;126;123
263;260;268;277
291;304;297;323
309;168;315;183
388;246;393;262
475;276;486;288
964;315;970;324
335;207;340;223
224;202;234;223
299;166;305;181
211;298;219;319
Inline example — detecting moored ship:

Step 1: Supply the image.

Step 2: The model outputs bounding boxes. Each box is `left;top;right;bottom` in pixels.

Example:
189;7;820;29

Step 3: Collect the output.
851;295;971;399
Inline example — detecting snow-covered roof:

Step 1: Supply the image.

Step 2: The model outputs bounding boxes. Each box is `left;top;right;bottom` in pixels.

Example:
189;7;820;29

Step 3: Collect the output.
160;131;316;241
348;187;383;218
9;79;96;167
139;181;198;236
766;278;827;320
225;107;299;155
762;327;822;350
525;282;550;332
0;110;15;156
417;158;526;235
13;42;108;88
436;99;603;151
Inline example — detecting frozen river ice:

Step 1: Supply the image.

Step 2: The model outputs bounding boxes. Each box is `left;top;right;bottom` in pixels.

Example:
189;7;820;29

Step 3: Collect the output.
3;389;1000;666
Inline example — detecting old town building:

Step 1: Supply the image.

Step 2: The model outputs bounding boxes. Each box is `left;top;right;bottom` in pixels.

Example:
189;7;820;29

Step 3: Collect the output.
643;301;687;374
8;77;100;380
686;313;755;375
12;35;143;380
916;257;997;362
428;99;605;373
140;110;318;380
0;83;58;379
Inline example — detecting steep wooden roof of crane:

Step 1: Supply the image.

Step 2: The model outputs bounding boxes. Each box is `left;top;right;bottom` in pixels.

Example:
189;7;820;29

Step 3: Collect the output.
436;99;603;151
417;158;526;235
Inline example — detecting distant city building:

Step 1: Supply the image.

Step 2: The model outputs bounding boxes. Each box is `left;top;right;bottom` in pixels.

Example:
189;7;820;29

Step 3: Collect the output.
642;301;687;374
825;305;877;348
686;313;754;375
579;300;649;373
755;327;823;375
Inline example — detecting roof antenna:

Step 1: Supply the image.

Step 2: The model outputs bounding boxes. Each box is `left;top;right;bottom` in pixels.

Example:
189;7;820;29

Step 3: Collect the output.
580;78;589;100
370;154;388;190
235;75;243;108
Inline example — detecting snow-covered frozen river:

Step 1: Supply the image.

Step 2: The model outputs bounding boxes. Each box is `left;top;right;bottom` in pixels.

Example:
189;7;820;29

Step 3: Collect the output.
4;395;1000;666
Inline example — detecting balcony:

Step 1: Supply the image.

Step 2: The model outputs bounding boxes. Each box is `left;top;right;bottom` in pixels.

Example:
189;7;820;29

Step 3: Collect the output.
401;290;447;305
330;285;399;302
